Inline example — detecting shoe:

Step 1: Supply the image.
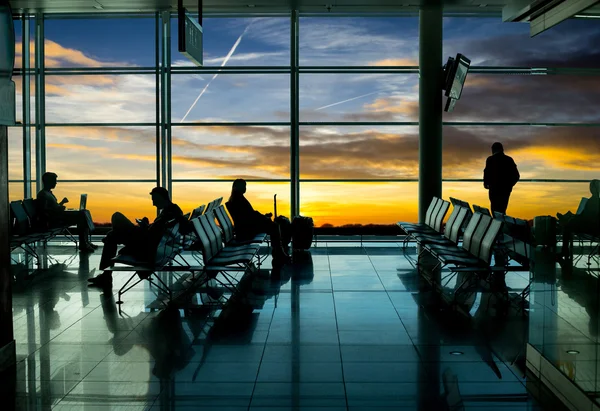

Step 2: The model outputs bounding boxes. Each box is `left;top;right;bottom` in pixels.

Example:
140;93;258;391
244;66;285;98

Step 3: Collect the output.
88;242;99;250
88;273;113;288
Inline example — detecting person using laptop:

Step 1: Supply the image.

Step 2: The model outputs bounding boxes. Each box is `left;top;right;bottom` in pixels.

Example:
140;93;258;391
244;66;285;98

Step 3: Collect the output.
37;172;96;252
88;186;183;289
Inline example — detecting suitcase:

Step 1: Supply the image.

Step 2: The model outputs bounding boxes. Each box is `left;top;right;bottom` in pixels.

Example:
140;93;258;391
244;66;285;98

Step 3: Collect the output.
292;216;314;250
533;215;557;248
273;194;291;247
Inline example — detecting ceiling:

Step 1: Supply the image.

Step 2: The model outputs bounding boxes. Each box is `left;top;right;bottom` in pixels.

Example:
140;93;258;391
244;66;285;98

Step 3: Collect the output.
6;0;521;14
8;0;600;19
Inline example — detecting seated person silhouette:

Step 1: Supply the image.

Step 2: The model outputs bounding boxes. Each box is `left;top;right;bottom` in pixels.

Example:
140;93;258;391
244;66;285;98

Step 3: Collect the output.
88;186;183;288
37;172;96;252
557;179;600;258
226;179;289;262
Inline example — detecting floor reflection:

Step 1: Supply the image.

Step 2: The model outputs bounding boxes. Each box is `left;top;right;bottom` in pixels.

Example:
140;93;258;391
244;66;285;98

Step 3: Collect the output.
6;244;568;410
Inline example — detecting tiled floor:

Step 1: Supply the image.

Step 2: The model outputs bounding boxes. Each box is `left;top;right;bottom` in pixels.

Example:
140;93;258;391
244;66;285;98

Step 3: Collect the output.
6;242;568;410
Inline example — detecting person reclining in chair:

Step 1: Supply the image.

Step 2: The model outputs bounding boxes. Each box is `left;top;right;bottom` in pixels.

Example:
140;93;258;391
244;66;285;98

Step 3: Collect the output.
557;179;600;258
88;186;183;288
226;179;289;262
37;172;96;252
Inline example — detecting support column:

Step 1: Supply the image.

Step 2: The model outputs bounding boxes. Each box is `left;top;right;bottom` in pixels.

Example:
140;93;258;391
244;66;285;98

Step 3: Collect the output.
418;4;443;223
0;126;15;368
290;10;300;218
22;16;31;198
160;11;172;197
34;14;45;193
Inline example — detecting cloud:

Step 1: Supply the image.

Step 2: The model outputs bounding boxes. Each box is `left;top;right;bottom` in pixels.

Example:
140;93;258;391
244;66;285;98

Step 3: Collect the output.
15;39;130;68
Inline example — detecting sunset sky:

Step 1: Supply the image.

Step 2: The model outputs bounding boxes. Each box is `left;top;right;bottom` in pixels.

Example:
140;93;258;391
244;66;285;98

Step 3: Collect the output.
8;16;600;226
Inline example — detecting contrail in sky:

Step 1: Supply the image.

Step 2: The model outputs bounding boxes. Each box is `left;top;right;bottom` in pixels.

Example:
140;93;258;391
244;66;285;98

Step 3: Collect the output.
180;22;253;123
314;91;380;111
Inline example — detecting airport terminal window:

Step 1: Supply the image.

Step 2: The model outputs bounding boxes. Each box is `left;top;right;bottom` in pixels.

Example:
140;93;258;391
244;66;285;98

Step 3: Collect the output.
171;17;290;67
443;17;600;68
8;127;23;182
299;16;419;66
299;74;418;122
299;182;418;228
171;74;290;123
45;126;157;180
171;126;290;180
172;182;291;220
443;74;600;123
52;183;157;224
299;126;419;180
44;17;156;68
44;74;157;124
441;125;600;181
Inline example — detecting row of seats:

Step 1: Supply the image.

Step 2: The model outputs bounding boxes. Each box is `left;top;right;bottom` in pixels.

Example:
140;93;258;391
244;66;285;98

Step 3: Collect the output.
110;198;268;308
9;199;77;264
398;197;534;311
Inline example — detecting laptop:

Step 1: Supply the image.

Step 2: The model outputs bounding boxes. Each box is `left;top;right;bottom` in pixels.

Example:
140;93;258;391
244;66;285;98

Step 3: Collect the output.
79;194;87;210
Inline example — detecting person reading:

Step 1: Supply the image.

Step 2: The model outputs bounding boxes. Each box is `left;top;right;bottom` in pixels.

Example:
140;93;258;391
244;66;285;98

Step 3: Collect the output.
37;172;96;252
483;142;520;214
557;179;600;258
88;186;183;288
226;179;289;262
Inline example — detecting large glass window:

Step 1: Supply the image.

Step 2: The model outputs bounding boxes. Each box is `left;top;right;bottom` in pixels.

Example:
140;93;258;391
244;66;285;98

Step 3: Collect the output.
444;17;600;68
444;74;600;123
299;17;419;66
172;182;291;219
44;17;156;67
299;74;418;122
171;17;290;67
44;74;157;124
171;74;290;122
45;126;157;180
300;182;417;227
172;125;290;180
442;126;600;181
300;126;419;179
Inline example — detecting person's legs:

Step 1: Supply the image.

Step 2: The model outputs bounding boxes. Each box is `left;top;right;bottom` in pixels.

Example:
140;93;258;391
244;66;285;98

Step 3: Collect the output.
489;190;510;215
89;212;138;287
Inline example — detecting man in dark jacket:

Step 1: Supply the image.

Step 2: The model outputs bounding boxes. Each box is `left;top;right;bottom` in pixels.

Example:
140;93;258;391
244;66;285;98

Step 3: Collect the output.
483;142;520;214
88;186;183;288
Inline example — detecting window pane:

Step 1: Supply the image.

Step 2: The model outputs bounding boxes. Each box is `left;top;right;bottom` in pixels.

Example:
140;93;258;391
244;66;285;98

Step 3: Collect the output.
299;17;419;66
300;74;418;122
444;17;600;68
443;182;590;221
9;183;24;202
45;126;157;180
446;74;600;123
49;183;158;225
300;182;418;227
45;75;156;123
171;17;290;67
442;126;600;180
172;182;291;219
172;126;290;179
300;126;419;179
171;74;289;122
8;127;23;181
44;18;156;67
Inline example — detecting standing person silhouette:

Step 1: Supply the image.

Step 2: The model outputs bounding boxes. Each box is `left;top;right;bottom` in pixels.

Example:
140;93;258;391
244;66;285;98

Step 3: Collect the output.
483;142;520;215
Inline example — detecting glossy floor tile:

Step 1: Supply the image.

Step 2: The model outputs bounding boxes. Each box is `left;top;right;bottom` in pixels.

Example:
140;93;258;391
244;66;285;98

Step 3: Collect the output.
5;242;576;410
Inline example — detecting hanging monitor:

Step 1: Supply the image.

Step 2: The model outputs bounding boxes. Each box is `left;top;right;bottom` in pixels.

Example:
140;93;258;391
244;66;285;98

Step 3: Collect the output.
443;53;471;113
178;1;203;66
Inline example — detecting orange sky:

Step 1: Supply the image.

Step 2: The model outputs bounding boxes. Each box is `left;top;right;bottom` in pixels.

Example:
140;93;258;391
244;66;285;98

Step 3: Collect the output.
9;181;591;227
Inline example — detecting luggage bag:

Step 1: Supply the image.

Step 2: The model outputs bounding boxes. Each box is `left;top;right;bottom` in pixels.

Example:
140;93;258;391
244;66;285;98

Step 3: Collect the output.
292;216;314;250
